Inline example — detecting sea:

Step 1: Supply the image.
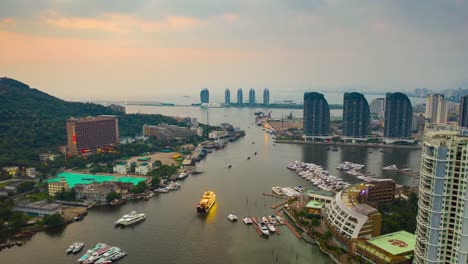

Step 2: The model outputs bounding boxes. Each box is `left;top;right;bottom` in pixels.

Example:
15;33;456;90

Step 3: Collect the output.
0;102;422;264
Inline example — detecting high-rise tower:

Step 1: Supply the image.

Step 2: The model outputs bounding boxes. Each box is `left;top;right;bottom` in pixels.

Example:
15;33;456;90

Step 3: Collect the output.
303;92;330;136
459;95;468;127
225;88;231;104
342;92;370;138
200;88;209;104
425;94;447;124
237;88;243;105
249;88;255;106
414;125;468;264
384;92;412;138
263;88;270;105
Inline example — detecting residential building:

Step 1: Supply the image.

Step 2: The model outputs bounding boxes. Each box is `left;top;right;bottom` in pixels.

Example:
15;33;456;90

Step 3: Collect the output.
414;124;468;264
66;115;119;156
113;161;129;174
425;94;447;124
370;98;386;119
135;162;152;175
303;92;330;137
358;179;396;208
200;88;209;103
75;182;118;203
48;179;70;196
459;95;468;127
108;104;126;113
325;184;382;245
412;112;426;132
384;93;413;138
14;201;62;217
249;88;255;106
225;88;230;104
3;166;19;177
26;168;36;178
237;88;243;105
263;88;270;105
342;92;370;138
142;124;196;139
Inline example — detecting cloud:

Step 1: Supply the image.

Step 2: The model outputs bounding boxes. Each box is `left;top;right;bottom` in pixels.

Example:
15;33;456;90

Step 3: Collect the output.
222;13;238;23
43;12;202;33
0;18;16;27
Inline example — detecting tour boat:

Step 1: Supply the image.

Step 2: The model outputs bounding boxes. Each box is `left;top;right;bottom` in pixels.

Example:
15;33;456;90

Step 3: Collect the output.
196;191;216;214
383;164;398;171
114;211;146;226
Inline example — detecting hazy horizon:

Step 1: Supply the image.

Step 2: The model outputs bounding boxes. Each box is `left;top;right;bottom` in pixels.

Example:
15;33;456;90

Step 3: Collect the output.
1;0;468;101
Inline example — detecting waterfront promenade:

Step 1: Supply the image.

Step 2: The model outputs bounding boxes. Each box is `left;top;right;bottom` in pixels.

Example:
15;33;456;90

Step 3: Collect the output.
274;139;421;149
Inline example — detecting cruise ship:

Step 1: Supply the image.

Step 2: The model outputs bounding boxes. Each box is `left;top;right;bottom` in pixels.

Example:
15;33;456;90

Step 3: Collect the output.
114;211;146;226
196;191;216;214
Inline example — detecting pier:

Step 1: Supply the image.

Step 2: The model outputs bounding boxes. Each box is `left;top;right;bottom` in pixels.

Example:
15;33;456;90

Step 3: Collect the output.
251;217;263;236
262;192;286;199
271;200;289;209
274;210;302;239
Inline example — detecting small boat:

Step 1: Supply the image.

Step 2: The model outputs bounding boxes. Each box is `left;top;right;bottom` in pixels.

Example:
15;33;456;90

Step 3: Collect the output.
243;218;252;225
77;243;107;263
272;186;283;196
254;152;257;155
267;223;276;233
66;243;76;254
247;157;250;160
177;172;189;180
383;164;398;171
228;165;232;168
228;213;238;222
73;216;83;221
72;242;85;254
252;142;255;144
110;251;127;261
276;216;285;224
268;215;277;224
262;216;269;224
258;222;270;236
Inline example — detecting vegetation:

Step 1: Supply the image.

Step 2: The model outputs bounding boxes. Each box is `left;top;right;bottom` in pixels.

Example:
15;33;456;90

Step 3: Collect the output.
16;181;36;194
381;193;418;234
106;191;122;202
148;164;178;178
43;213;65;227
0;197;27;240
131;182;147;194
54;188;76;201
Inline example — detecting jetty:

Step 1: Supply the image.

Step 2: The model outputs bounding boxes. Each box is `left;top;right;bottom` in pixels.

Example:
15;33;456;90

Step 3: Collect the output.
275;210;301;239
271;200;289;209
262;192;286;199
250;217;263;236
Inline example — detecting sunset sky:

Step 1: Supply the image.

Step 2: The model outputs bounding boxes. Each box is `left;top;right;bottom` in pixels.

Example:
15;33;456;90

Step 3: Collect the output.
1;0;468;101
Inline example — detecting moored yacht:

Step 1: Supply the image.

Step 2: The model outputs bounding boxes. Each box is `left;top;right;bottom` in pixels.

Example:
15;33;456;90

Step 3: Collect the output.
272;186;283;196
258;222;270;236
227;214;238;222
243;218;252;225
267;223;276;233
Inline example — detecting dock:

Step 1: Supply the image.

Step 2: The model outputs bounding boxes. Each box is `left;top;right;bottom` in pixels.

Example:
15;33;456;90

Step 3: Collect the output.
262;192;286;199
274;210;302;239
251;217;263;236
271;200;289;209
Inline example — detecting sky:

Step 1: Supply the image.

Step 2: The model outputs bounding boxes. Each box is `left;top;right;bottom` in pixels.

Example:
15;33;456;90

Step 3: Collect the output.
1;0;468;101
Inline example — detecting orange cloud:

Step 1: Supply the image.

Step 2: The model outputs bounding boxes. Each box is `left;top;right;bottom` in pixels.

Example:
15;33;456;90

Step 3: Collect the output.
43;13;201;33
223;13;238;23
0;18;16;27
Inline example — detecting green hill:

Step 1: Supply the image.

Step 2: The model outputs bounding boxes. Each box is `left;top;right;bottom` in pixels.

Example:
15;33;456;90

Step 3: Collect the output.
0;77;182;166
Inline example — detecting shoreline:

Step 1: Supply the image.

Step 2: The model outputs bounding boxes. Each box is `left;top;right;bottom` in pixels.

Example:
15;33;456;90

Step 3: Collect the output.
274;139;422;149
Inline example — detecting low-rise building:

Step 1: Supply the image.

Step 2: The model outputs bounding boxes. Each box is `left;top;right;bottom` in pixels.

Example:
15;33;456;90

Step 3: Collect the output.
142;124;196;139
305;200;325;216
3;166;19;177
75;182;118;203
48;179;70;196
135;162;152;175
26;168;36;178
113;161;129;174
208;130;228;139
39;153;58;162
14;200;62;216
306;189;334;205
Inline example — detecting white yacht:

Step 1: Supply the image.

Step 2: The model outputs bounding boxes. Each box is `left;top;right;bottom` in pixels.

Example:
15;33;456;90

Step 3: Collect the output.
272;186;283;196
383;164;399;171
115;211;146;226
268;215;277;224
72;242;84;254
243;218;252;225
267;223;276;233
258;222;270;236
227;214;238;222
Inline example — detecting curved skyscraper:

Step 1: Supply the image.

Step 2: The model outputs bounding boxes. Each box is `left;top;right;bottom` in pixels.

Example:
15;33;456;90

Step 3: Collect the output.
384;92;412;138
263;88;270;105
237;88;243;105
342;92;370;138
460;95;468;127
225;88;231;104
200;88;209;104
303;92;330;137
249;88;255;106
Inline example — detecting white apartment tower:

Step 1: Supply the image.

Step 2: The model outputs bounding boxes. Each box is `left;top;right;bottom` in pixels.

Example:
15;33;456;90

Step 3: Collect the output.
414;124;468;264
425;94;448;124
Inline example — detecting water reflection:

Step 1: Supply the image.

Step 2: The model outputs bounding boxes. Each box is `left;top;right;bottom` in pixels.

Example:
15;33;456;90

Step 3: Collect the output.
302;145;328;169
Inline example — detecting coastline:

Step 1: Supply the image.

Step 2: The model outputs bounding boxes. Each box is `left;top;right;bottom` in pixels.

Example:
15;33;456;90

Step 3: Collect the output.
274;139;422;149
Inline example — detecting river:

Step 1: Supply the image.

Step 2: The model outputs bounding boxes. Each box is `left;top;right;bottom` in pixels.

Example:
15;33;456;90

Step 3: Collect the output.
0;106;421;264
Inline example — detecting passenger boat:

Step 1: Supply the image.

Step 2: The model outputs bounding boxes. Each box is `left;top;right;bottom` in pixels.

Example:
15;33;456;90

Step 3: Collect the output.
258;222;270;236
267;223;276;233
227;214;238;222
243;218;252;225
272;186;283;196
196;191;216;214
77;243;107;262
72;242;85;254
114;211;146;226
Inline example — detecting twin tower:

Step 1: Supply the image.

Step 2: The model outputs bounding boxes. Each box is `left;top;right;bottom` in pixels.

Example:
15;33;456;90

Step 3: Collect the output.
304;92;412;138
200;88;270;105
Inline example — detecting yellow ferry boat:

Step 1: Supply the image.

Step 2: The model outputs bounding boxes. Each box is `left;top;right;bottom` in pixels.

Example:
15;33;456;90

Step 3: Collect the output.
196;191;216;213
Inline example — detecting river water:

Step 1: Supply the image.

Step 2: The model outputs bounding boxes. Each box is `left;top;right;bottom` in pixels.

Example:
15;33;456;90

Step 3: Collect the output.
0;106;421;264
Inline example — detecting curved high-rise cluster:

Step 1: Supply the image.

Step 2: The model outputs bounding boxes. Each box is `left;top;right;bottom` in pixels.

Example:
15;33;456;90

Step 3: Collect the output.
384;92;412;138
263;88;270;105
303;92;330;136
342;92;370;138
237;88;243;105
200;88;209;104
249;88;255;106
224;88;230;104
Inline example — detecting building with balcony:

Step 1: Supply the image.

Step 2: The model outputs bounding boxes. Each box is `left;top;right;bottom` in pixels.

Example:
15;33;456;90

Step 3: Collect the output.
135;162;152;175
113;162;130;175
237;88;243;105
249;88;255;106
263;88;270;105
48;179;70;196
414;125;468;264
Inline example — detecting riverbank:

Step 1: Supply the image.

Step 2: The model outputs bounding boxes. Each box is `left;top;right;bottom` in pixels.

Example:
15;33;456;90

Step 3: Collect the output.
274;139;421;149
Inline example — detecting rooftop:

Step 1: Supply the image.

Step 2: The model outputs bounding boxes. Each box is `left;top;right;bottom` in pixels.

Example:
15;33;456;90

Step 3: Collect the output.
367;231;416;256
47;172;146;188
137;157;151;161
306;200;324;209
306;189;334;197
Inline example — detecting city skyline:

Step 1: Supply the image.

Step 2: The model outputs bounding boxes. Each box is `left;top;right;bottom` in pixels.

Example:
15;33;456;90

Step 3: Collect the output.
1;1;468;101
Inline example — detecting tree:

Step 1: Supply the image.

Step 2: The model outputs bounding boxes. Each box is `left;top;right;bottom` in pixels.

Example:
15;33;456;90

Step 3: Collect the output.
16;181;36;193
131;182;147;194
106;191;122;202
43;213;64;227
8;211;26;230
151;176;161;188
55;188;76;201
